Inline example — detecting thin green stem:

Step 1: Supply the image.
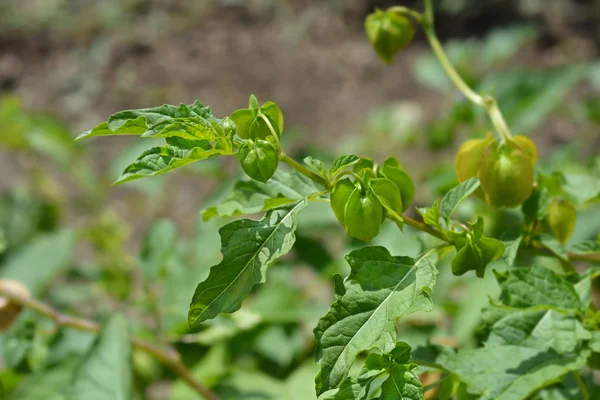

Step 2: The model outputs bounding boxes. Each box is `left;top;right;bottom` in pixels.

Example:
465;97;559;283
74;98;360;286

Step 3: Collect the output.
403;215;447;242
258;113;281;148
420;0;513;142
280;153;331;189
573;371;590;400
0;286;219;400
388;6;423;23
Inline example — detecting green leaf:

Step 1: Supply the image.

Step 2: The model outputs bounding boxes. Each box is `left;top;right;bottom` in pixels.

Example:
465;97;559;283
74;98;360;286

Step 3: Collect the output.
538;233;569;261
502;236;522;266
330;155;361;178
202;169;321;220
8;358;79;400
115;136;233;184
304;156;328;180
438;345;590;400
522;187;551;224
448;218;504;277
230;108;255;139
0;230;76;297
66;314;132;400
439;178;480;222
188;200;308;327
314;246;437;394
416;199;441;228
569;240;600;255
77;101;233;141
494;266;582;310
380;364;423;400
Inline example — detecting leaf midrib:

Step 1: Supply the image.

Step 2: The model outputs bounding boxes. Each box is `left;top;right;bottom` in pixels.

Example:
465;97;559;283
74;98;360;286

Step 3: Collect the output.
192;201;303;323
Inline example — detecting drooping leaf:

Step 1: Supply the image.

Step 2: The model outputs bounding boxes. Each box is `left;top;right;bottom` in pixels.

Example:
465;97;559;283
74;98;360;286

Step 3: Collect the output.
330;155;361;178
66;314;132;400
76;101;233;141
202;169;321;220
439;178;480;223
188;200;308;327
538;234;569;261
314;246;437;394
114;136;234;184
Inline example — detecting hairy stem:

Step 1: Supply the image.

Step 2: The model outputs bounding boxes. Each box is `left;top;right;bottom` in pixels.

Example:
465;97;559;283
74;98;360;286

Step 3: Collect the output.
280;153;331;189
0;287;220;400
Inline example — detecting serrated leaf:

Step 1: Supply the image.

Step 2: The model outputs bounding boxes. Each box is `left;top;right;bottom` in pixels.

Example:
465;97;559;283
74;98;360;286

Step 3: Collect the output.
330;155;361;178
438;345;590;400
202;170;321;220
494;266;582;310
77;101;232;140
115;136;233;184
439;178;479;222
314;247;437;394
304;156;328;180
66;314;132;400
502;236;522;266
380;364;423;400
189;200;307;327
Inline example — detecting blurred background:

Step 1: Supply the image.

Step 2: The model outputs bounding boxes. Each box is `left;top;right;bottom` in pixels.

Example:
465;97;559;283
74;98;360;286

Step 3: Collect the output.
0;0;599;399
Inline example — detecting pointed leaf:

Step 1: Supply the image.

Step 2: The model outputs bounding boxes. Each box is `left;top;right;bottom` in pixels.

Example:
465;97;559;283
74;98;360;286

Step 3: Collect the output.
440;178;480;222
304;156;328;180
314;247;437;394
202;170;321;220
189;200;308;327
77;101;233;140
115;137;233;184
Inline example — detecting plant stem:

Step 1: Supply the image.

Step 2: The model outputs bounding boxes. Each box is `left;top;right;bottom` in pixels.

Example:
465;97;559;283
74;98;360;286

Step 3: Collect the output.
420;0;512;142
0;287;220;400
573;371;590;400
280;153;331;189
403;215;447;242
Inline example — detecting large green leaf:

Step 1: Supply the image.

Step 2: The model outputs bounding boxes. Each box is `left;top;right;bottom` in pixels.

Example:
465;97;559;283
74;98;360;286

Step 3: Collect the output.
66;315;132;400
441;266;594;399
439;345;590;400
202;170;321;220
114;137;233;184
314;247;437;394
188;200;308;327
76;101;233;140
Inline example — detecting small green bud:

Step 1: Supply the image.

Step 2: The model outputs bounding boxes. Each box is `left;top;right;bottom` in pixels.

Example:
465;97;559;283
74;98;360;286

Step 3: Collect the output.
231;95;284;140
546;198;576;244
365;9;414;65
478;139;534;208
238;139;279;183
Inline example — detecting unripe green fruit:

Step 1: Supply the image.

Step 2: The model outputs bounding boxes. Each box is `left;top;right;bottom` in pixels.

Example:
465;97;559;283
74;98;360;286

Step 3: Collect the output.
478;140;534;208
513;135;537;166
369;178;403;222
380;157;415;211
238;139;279;183
455;134;495;199
546;199;576;244
365;10;414;65
331;178;356;227
344;188;383;243
330;179;383;243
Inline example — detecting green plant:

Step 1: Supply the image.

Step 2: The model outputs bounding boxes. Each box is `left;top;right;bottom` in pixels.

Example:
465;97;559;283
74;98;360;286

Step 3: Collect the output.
1;1;599;399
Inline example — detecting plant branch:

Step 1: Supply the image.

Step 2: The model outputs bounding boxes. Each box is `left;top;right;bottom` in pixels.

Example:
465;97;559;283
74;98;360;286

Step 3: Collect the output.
280;153;331;189
573;371;590;400
0;286;219;400
419;0;512;141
